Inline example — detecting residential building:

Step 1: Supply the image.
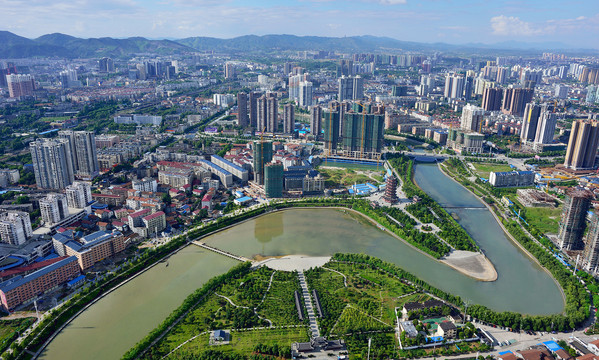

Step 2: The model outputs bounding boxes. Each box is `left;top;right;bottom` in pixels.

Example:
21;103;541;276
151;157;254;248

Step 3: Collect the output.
0;169;20;188
299;81;313;107
95;135;120;149
224;62;235;79
447;128;484;154
264;163;284;198
521;103;543;143
283;103;295;134
0;256;80;311
564;119;599;170
338;76;363;101
132;178;158;193
113;114;162;126
98;57;115;72
310;105;322;139
30;138;74;190
444;74;465;100
65;181;92;209
253;141;273;185
482;87;503;111
489;171;534;187
501;87;534;116
58;130;99;179
39;194;69;225
460;104;484;133
237;92;248;128
248;91;260;127
584;212;599;273
53;230;126;270
342;112;385;155
210;155;249;182
143;211;166;236
6;74;35;98
257;94;278;133
0;212;32;245
533;107;557;147
559;188;593;250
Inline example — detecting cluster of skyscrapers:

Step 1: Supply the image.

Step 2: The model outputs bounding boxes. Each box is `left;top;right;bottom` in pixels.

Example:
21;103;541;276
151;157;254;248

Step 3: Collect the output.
520;103;558;151
30;131;99;190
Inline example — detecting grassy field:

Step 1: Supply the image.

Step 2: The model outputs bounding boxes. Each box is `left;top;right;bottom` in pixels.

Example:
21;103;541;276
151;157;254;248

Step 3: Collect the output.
319;160;385;172
307;262;416;334
524;206;562;234
471;163;513;178
169;327;309;358
39;116;71;122
0;318;36;353
318;168;380;187
148;266;305;358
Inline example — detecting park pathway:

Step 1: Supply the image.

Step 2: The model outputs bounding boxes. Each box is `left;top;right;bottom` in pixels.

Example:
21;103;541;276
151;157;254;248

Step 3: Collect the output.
297;270;320;338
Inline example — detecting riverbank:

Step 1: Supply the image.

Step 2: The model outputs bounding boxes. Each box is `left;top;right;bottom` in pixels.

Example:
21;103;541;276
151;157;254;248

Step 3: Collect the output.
436;161;567;308
272;206;499;282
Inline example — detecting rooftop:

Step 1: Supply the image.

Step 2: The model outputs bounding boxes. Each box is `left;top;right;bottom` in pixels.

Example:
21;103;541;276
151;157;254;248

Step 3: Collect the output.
0;256;78;293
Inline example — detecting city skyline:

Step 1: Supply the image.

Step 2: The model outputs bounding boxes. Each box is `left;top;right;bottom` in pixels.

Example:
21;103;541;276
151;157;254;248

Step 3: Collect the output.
0;0;598;49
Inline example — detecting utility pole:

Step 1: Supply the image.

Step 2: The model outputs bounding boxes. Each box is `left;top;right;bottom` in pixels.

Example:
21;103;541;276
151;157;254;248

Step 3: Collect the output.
367;337;372;360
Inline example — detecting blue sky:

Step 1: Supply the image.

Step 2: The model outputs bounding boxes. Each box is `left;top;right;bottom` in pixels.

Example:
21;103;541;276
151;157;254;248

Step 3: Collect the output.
1;0;598;47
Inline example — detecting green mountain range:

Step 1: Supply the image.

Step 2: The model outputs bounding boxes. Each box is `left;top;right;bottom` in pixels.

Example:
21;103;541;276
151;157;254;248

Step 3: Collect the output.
0;31;597;58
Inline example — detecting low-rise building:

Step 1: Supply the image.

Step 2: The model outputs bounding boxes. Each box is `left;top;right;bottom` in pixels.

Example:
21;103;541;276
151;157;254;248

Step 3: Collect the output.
143;211;166;236
0;256;80;311
490;171;535;187
52;230;125;270
517;189;556;207
436;321;457;339
399;321;418;338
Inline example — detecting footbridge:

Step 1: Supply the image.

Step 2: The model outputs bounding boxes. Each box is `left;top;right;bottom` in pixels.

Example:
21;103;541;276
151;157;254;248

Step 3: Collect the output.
190;241;250;262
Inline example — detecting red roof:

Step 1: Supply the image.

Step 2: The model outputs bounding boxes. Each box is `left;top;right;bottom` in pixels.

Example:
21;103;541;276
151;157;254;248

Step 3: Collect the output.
143;211;165;221
0;256;70;278
129;208;151;218
202;194;212;201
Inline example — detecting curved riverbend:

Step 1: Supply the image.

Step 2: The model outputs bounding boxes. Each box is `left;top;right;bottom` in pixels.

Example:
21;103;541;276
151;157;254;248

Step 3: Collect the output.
39;164;564;360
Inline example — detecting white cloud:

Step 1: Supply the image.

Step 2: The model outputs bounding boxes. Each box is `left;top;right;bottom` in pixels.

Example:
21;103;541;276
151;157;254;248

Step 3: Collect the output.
490;13;599;38
377;0;407;4
490;15;543;36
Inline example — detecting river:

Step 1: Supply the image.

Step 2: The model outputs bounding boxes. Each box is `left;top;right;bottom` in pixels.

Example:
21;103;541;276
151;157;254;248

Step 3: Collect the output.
39;162;564;359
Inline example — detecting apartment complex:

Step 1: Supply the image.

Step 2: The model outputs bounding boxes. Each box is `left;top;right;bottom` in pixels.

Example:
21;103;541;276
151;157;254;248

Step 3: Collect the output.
0;212;32;245
0;256;80;311
53;230;126;270
30;138;74;190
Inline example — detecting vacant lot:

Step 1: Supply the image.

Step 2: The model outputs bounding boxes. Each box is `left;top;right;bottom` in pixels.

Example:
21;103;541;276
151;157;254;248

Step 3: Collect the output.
524;206;562;234
472;163;513;178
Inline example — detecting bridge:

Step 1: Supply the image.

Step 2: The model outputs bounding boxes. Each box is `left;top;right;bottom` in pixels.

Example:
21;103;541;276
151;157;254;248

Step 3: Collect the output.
440;206;487;210
190;241;250;262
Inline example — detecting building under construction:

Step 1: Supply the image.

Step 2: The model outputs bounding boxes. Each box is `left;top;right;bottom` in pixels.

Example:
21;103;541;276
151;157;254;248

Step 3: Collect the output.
558;188;593;250
341;112;385;155
264;162;283;198
253;140;273;185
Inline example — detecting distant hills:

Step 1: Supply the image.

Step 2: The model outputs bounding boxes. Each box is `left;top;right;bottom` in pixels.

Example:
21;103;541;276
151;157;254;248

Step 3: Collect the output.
0;31;597;58
0;31;192;58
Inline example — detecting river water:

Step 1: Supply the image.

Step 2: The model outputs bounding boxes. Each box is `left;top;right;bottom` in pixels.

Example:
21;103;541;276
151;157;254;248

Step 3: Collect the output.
40;162;564;359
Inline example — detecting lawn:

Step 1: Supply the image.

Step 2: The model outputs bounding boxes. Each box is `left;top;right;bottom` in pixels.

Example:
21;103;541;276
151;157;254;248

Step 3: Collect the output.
319;160;384;172
318;167;384;188
39;116;71;122
0;318;36;353
169;327;309;358
472;163;513;179
305;262;417;336
524;206;562;234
